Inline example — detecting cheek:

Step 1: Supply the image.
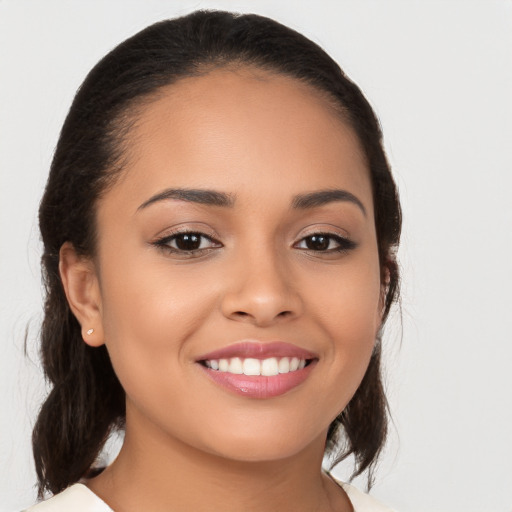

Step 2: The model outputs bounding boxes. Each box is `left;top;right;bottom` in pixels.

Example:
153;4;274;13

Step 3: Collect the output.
316;252;382;342
310;253;382;401
96;254;217;396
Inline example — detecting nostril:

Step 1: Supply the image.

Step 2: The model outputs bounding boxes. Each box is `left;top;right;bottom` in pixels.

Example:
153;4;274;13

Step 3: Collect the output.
226;307;297;326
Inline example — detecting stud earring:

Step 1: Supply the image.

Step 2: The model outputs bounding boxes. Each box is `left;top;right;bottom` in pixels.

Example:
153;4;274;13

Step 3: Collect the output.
86;328;94;335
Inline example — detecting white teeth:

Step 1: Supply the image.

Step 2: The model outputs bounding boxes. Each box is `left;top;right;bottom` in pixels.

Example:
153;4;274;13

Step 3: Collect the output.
261;357;279;376
278;357;290;373
204;357;308;375
228;357;243;374
243;358;261;376
290;357;300;371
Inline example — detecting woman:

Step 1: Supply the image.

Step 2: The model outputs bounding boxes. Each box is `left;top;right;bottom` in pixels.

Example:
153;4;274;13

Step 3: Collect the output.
27;10;401;511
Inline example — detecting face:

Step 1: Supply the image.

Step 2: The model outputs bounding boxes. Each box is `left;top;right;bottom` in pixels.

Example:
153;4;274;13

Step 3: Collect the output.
75;68;382;462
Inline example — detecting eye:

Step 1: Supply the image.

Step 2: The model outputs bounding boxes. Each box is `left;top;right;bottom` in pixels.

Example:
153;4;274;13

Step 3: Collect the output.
153;231;222;255
295;233;356;253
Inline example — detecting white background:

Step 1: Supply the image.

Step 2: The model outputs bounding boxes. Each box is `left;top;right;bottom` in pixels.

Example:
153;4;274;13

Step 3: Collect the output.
1;1;511;511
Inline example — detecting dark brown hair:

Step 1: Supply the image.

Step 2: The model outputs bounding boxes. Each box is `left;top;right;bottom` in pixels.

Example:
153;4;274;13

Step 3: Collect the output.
34;9;401;498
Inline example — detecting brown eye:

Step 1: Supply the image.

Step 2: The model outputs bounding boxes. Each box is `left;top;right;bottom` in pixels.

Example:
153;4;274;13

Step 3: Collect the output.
295;233;357;253
304;235;330;251
153;231;222;255
174;233;202;251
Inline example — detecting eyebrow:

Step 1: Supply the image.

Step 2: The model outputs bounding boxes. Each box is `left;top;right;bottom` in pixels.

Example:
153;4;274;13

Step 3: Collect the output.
291;189;367;216
137;187;366;216
137;188;235;210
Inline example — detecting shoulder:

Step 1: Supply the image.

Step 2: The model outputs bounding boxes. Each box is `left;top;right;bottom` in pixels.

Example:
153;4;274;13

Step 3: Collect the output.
24;478;394;512
342;483;395;512
329;476;396;512
24;484;113;512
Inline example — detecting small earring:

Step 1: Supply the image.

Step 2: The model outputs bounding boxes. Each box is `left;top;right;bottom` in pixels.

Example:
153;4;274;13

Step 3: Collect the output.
86;328;94;335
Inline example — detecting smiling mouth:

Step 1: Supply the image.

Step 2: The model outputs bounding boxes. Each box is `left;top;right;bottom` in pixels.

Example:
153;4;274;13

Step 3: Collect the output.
200;356;312;376
196;341;318;398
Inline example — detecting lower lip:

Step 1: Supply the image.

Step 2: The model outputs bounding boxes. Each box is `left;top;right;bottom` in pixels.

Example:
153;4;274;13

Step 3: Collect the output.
198;361;317;399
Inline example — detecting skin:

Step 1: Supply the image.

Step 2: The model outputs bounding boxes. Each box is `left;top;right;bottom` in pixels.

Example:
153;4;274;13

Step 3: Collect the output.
60;68;383;512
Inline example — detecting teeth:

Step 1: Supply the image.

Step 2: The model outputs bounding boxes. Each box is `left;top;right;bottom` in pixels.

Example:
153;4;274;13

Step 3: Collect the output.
205;357;308;375
290;357;300;371
278;357;290;373
261;357;279;376
229;357;243;374
243;358;261;375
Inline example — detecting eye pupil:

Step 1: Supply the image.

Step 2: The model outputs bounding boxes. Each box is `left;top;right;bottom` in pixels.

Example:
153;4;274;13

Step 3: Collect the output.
176;233;201;251
306;235;330;251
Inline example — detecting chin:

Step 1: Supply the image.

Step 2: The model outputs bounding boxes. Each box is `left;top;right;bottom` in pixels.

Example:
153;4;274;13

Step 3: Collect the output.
199;425;325;464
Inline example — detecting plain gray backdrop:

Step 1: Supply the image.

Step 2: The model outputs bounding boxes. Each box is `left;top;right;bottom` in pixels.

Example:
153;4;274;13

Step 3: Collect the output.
1;1;511;510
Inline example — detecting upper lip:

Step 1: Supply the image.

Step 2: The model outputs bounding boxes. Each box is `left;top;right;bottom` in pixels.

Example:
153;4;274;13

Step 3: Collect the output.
196;340;318;361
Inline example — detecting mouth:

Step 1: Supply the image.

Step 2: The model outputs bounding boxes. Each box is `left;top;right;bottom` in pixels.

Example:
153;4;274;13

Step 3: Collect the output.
196;341;318;399
200;356;312;376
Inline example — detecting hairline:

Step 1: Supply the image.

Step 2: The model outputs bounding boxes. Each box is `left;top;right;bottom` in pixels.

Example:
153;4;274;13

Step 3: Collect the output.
99;61;365;199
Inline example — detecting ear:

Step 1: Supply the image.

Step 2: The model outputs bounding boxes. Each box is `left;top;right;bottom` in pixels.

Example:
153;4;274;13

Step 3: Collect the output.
59;241;104;347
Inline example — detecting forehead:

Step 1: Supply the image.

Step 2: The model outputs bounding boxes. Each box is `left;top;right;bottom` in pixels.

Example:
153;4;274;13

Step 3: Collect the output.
105;67;372;213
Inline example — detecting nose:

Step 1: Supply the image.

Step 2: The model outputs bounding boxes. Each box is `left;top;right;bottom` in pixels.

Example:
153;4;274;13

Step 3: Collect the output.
220;249;303;327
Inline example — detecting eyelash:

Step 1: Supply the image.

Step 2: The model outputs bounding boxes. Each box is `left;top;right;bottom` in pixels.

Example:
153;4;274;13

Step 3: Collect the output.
152;230;356;258
152;230;221;256
295;233;357;253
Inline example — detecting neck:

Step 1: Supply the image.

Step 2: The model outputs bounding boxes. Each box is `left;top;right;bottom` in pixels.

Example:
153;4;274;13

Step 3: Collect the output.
87;406;351;512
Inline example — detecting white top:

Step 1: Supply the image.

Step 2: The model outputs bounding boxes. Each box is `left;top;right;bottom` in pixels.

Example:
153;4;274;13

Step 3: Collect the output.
25;481;395;512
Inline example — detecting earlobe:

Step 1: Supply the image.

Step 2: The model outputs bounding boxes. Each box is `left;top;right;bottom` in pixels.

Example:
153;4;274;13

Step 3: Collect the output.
59;242;105;347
